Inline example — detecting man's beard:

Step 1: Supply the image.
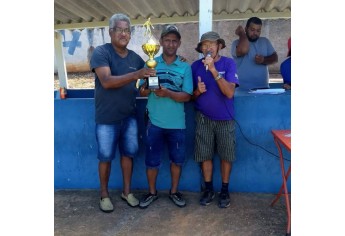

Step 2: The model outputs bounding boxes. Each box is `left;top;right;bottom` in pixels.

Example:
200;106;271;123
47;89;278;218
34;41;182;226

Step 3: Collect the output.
246;32;259;42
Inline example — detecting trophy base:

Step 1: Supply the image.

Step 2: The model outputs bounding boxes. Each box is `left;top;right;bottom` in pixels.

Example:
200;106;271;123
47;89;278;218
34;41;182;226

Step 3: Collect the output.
147;76;160;90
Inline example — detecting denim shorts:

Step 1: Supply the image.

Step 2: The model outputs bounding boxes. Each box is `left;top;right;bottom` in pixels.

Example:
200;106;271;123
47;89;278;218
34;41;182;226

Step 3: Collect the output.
194;111;236;162
145;121;186;168
96;116;138;162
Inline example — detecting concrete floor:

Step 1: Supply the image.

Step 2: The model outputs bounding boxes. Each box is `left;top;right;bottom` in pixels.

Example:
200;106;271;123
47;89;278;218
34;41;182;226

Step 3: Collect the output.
54;190;288;236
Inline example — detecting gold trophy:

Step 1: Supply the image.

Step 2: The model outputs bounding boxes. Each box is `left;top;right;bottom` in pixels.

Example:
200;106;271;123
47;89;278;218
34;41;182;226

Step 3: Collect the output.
141;18;160;90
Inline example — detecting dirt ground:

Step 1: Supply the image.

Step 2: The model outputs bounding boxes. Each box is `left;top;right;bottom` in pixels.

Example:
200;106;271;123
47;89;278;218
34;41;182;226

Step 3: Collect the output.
54;72;95;90
54;190;288;236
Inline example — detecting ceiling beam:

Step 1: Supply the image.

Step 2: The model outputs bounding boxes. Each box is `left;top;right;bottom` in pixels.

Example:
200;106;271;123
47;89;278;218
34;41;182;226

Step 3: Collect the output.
54;11;291;30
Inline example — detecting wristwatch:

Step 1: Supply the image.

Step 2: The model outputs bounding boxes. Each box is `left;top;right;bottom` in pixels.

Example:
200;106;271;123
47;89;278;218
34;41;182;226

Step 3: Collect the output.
215;74;222;81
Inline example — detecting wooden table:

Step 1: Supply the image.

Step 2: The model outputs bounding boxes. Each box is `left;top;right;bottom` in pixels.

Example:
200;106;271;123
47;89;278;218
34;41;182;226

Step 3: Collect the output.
271;130;291;236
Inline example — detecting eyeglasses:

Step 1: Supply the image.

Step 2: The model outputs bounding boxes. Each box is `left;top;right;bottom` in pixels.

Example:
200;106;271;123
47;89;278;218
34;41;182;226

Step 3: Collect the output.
111;27;131;34
201;42;218;50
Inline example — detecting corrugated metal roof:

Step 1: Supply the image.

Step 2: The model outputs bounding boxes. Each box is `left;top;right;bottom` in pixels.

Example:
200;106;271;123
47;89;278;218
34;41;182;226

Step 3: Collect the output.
54;0;291;30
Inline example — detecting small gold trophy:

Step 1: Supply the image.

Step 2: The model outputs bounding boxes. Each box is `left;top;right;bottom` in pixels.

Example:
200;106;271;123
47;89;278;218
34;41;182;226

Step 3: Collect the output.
141;18;160;90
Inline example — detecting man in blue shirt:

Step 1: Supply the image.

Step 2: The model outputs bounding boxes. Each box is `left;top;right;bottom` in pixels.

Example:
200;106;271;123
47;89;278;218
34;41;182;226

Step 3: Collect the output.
231;17;278;90
138;25;193;208
192;31;239;208
281;37;291;90
90;13;156;213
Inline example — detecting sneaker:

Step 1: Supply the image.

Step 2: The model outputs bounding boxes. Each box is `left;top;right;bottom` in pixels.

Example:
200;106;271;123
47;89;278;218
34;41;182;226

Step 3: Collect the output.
99;197;114;213
218;192;231;208
139;192;158;209
169;190;186;208
121;193;139;207
199;189;215;206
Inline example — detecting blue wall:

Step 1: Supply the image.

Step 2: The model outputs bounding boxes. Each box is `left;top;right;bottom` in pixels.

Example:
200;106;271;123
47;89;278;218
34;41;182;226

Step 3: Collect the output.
54;88;291;193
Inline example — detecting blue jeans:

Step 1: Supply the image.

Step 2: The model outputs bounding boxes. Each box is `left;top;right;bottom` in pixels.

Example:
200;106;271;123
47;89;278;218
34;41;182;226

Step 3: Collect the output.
145;122;186;168
96;116;138;162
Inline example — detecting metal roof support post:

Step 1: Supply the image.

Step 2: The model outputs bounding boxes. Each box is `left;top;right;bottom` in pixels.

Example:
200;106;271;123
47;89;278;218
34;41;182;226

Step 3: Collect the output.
198;0;213;58
54;31;68;91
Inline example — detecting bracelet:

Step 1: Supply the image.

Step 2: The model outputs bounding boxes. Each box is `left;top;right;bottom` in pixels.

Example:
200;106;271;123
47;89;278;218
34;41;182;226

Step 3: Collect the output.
215;74;222;81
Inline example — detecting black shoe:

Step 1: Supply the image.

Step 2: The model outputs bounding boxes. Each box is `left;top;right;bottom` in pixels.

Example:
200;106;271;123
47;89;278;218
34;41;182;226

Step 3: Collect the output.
139;192;158;209
169;190;186;208
199;189;215;206
218;192;231;208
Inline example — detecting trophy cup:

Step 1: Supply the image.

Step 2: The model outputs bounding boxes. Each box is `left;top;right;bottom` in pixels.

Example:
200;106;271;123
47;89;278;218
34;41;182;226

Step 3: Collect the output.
141;18;160;90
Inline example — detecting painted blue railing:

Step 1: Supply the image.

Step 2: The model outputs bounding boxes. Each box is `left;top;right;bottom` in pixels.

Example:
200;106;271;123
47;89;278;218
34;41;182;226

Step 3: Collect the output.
54;86;291;193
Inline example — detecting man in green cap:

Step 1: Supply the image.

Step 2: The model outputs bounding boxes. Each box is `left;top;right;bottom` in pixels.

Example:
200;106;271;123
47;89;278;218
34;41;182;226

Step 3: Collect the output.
191;31;239;208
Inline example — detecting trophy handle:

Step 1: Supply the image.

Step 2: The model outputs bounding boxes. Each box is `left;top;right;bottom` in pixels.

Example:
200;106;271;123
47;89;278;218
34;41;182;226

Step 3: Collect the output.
136;79;141;89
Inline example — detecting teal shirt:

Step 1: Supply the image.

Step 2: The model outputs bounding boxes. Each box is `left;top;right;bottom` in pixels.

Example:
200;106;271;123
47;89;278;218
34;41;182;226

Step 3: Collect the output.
142;55;193;129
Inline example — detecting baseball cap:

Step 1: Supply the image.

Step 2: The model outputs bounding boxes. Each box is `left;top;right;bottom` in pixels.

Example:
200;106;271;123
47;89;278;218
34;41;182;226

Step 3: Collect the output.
161;24;181;39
